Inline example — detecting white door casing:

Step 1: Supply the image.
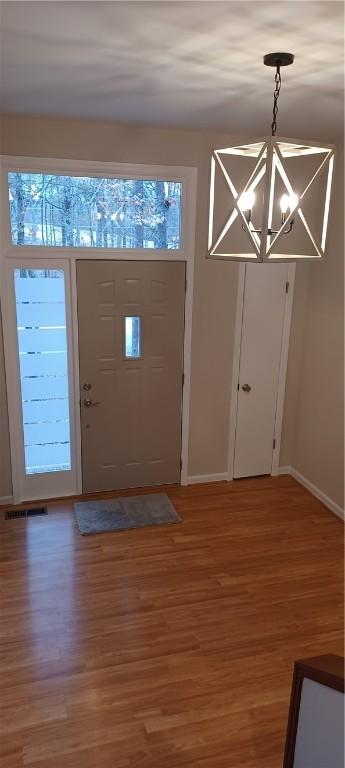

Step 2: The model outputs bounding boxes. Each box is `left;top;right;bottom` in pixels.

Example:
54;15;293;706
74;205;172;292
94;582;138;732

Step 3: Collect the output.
0;157;197;502
1;258;78;502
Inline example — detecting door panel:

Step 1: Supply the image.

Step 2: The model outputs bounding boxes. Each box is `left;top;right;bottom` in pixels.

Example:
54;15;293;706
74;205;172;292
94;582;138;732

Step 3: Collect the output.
233;263;289;478
77;260;185;492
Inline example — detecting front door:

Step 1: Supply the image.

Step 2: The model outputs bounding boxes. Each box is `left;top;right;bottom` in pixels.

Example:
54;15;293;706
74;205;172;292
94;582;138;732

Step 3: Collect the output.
77;260;185;492
233;262;289;478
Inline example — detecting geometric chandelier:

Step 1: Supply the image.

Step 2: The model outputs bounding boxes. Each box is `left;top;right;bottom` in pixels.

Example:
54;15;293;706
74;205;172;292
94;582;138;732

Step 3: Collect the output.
208;53;335;262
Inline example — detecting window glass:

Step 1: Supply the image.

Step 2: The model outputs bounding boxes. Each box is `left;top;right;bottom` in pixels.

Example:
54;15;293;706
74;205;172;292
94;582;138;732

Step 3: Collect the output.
14;269;71;475
125;316;141;359
8;172;182;249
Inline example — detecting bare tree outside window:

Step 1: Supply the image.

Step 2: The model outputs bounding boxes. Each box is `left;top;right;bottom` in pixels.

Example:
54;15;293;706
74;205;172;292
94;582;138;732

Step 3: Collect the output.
8;173;182;249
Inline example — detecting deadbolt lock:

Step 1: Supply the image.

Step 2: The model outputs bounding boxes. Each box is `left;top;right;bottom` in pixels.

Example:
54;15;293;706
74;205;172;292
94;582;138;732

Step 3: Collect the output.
242;383;252;393
83;383;92;391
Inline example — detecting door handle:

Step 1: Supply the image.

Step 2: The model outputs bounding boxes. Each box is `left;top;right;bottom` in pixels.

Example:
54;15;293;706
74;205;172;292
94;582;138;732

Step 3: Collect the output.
241;384;251;392
83;398;101;407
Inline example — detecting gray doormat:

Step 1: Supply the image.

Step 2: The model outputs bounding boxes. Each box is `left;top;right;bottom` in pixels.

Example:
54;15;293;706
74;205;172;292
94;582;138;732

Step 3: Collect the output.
74;493;181;535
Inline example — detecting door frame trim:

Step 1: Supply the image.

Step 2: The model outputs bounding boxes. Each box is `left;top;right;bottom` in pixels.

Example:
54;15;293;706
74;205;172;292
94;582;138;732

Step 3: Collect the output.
271;263;296;476
0;156;197;500
227;264;246;482
227;262;296;481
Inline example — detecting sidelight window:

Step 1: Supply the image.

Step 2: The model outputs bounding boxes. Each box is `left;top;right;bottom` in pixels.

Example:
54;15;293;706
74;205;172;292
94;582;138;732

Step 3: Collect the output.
14;268;71;475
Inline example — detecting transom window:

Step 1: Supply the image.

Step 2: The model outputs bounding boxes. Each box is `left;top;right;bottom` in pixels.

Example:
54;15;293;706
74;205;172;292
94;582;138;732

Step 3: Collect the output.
8;172;182;250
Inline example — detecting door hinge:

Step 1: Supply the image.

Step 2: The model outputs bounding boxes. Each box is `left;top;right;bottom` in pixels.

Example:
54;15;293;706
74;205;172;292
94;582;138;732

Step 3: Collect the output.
273;438;276;450
285;281;289;294
182;372;185;387
180;458;183;470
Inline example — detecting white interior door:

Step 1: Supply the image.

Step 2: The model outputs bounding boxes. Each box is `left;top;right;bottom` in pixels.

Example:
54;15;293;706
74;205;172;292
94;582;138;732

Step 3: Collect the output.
233;262;289;478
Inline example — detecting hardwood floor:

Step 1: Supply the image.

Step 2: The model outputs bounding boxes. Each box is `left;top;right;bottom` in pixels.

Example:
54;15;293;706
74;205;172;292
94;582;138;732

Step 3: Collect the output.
0;476;343;768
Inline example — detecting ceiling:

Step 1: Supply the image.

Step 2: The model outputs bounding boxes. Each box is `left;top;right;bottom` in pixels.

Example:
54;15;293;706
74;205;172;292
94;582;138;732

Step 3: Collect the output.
1;1;344;140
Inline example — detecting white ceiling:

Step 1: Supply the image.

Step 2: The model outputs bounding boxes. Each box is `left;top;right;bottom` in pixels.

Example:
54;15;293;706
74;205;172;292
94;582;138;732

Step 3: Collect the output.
1;1;344;140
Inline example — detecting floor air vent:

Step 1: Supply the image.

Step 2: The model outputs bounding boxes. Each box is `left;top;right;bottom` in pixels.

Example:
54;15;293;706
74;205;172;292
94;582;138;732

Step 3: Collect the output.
5;507;48;520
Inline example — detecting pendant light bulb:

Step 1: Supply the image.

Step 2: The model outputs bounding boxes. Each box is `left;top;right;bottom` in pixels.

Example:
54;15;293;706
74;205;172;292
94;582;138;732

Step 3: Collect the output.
280;192;298;214
239;189;256;224
239;190;256;212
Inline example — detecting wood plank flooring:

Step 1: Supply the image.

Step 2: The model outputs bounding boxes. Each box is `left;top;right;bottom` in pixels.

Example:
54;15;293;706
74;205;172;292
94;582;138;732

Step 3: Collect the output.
0;476;343;767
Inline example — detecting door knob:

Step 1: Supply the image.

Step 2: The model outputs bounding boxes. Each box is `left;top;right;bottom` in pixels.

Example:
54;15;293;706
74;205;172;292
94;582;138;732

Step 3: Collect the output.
83;398;101;407
241;383;251;392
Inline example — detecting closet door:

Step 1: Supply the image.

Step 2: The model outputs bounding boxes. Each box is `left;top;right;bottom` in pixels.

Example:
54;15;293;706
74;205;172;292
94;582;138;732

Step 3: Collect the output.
234;263;289;478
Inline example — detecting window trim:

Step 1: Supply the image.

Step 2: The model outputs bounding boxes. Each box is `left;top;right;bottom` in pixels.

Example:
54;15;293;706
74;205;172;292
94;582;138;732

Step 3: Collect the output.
0;156;198;503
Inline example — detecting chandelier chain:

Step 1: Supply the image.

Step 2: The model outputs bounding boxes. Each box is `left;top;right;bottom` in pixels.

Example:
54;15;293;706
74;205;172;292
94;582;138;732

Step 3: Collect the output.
271;64;281;136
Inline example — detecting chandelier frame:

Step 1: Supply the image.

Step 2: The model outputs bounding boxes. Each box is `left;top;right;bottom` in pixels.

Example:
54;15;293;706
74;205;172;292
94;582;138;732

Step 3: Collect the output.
207;135;335;263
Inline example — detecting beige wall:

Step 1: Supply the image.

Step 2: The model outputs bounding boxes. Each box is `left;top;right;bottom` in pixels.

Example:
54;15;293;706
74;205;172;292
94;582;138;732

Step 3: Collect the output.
0;116;343;508
279;262;311;465
288;151;344;508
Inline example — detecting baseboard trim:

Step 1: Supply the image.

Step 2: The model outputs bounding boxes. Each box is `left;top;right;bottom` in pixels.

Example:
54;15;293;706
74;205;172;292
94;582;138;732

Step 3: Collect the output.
2;470;342;521
0;495;13;506
278;466;344;522
186;473;229;485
